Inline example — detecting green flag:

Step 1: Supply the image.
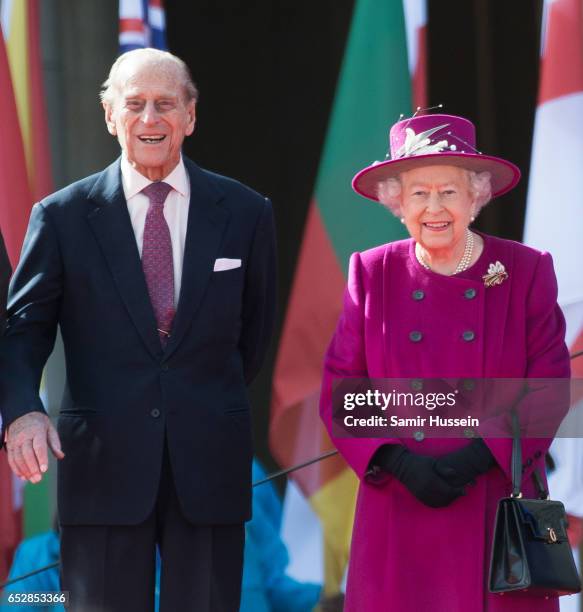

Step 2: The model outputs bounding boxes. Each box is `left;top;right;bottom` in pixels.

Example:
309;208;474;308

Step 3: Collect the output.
271;0;412;592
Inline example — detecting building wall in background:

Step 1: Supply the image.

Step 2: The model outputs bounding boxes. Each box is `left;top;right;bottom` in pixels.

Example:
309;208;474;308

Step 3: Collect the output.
40;0;119;190
36;0;119;524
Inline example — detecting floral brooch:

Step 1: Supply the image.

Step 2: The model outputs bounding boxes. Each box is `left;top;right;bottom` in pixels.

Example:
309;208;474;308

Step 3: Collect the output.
483;261;508;287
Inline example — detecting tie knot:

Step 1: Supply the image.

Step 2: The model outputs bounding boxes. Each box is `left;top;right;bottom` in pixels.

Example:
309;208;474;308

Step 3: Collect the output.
142;181;173;205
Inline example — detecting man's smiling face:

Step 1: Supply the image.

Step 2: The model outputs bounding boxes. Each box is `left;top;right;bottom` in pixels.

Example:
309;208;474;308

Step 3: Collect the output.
103;57;196;181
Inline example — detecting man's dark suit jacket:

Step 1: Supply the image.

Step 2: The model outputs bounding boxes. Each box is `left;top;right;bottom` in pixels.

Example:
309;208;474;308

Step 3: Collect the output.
0;157;276;526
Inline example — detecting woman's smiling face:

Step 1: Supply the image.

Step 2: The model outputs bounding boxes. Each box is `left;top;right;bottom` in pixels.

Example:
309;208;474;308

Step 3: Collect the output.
398;165;476;258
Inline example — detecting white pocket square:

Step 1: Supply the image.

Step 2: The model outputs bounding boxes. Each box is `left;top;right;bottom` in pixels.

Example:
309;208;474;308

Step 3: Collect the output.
213;258;242;272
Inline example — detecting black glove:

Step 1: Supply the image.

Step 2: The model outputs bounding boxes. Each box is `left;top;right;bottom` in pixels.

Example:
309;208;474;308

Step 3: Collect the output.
371;444;465;508
434;438;495;487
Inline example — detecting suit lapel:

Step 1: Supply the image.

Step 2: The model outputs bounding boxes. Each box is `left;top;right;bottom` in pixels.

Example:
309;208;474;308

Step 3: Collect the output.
86;159;163;360
164;158;229;358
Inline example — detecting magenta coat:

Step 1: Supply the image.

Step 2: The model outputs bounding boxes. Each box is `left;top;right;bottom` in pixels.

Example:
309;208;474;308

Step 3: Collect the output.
320;234;570;612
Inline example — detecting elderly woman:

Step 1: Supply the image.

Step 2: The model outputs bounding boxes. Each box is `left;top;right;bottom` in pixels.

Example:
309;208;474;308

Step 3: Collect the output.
319;114;570;612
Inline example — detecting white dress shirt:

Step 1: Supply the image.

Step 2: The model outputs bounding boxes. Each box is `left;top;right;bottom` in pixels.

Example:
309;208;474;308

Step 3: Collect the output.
121;155;190;306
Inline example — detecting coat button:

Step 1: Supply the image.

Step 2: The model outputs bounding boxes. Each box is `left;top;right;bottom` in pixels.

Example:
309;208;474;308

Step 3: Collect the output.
412;290;425;301
150;408;161;418
161;365;169;372
464;288;477;299
411;379;423;391
409;331;423;342
413;430;425;442
462;330;475;342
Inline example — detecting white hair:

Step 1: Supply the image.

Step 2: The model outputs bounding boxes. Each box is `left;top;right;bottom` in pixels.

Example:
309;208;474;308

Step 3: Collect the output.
100;48;198;106
377;168;493;217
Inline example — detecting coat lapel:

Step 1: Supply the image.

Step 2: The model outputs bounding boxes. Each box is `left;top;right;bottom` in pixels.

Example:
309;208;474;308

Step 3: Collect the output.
163;158;229;358
86;159;163;360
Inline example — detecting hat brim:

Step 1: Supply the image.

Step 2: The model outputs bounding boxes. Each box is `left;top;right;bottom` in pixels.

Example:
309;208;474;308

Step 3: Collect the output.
352;152;521;202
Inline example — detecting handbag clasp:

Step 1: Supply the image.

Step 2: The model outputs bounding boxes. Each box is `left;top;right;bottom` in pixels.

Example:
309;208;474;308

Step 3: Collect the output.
547;527;558;543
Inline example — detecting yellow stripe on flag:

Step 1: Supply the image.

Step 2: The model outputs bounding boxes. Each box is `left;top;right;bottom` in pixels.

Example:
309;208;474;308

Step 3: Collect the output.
310;468;358;594
5;0;33;182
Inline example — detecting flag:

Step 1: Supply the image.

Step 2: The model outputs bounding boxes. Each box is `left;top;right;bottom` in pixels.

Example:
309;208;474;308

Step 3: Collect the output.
119;0;167;53
523;0;583;607
0;0;54;578
0;13;32;269
0;12;28;585
524;0;583;363
403;0;428;110
271;0;412;593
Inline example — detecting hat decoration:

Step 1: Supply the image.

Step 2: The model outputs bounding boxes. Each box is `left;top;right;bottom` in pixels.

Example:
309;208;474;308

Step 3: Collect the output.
395;123;452;158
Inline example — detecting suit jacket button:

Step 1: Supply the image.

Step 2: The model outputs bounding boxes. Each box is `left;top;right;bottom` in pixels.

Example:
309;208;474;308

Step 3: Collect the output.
409;331;423;342
150;408;161;418
464;288;477;299
161;365;169;372
462;330;475;342
412;290;425;301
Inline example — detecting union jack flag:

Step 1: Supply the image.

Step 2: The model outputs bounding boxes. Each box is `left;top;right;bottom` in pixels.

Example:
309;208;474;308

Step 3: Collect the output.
119;0;167;53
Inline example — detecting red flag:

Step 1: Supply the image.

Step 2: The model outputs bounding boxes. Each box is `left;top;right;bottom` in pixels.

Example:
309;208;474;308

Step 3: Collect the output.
0;30;32;268
27;0;53;202
0;27;30;582
403;0;428;110
523;0;583;585
0;0;54;577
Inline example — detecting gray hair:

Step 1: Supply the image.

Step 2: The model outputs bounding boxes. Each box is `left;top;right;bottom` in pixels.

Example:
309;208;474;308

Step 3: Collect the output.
377;169;493;217
100;48;199;106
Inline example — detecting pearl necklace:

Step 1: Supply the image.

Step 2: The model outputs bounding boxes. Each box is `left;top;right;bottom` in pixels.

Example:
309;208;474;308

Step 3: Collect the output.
415;229;474;275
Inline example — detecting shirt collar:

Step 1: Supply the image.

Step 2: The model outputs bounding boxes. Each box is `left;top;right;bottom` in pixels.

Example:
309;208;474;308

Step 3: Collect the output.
120;155;189;200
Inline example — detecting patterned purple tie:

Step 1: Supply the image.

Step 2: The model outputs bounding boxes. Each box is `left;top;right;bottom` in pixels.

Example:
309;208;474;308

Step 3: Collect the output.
141;181;174;345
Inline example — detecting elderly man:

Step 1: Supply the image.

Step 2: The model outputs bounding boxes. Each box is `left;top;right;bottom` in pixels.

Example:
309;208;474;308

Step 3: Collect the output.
0;49;276;611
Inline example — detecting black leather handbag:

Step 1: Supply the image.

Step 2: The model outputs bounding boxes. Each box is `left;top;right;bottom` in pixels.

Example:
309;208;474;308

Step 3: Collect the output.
488;414;582;597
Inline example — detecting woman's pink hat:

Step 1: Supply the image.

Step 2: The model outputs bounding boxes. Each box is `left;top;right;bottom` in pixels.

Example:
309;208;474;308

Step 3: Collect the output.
352;113;521;202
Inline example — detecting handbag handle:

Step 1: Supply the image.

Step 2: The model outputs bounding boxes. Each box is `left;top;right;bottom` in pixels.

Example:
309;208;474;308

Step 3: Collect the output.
510;410;522;498
510;404;549;500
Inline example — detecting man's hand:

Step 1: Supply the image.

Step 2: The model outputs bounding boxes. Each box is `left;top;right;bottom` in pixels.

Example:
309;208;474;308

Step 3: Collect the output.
5;412;64;483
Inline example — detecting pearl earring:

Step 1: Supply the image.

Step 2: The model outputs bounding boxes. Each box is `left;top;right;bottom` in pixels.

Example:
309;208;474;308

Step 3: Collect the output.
400;218;405;224
470;216;475;222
